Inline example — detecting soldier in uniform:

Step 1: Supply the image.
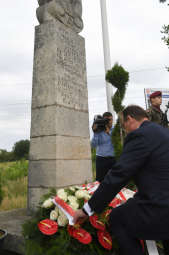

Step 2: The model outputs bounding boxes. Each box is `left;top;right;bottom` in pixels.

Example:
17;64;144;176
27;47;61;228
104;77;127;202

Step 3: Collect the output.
147;91;168;127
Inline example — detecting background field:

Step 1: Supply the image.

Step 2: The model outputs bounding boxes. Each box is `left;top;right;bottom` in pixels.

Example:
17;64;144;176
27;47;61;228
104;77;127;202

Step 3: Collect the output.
0;153;96;211
0;160;28;211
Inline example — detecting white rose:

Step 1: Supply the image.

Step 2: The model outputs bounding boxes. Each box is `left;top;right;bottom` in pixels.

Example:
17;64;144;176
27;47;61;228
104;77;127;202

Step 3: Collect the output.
75;190;89;199
69;186;75;192
83;191;91;200
58;209;64;217
74;185;83;190
55;206;59;213
75;190;84;199
57;189;65;195
57;214;68;227
69;201;79;210
50;210;58;220
57;189;67;202
84;194;91;200
67;195;77;203
42;198;53;208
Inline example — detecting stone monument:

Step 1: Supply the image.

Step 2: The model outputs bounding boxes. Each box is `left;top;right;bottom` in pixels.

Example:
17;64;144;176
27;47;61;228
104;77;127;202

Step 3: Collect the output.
28;0;92;213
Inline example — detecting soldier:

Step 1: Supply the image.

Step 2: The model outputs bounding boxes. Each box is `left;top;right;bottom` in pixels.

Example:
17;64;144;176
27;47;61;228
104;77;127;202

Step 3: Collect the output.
147;91;168;127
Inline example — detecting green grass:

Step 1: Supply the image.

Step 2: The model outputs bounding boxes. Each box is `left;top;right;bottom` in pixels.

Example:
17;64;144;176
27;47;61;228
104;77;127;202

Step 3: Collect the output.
0;160;28;211
0;152;96;211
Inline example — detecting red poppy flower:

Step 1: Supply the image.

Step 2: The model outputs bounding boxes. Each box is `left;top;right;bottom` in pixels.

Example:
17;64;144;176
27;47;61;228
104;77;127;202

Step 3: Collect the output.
38;219;58;235
89;214;106;231
97;230;112;250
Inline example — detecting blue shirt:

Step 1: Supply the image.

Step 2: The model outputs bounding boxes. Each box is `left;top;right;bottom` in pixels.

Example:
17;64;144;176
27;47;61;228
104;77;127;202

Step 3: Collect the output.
91;127;115;157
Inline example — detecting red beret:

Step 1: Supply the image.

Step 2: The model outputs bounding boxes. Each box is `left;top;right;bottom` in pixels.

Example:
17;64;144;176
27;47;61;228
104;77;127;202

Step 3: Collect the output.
149;91;162;99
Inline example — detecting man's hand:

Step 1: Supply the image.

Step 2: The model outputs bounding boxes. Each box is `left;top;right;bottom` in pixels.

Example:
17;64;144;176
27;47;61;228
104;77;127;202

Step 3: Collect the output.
73;209;88;225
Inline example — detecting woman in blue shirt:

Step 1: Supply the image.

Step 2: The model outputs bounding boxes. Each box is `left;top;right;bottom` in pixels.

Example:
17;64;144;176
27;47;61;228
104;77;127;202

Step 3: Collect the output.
91;112;116;182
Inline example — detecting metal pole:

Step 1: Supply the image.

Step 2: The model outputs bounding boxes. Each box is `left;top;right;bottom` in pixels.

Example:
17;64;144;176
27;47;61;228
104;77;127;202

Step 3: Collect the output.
100;0;114;117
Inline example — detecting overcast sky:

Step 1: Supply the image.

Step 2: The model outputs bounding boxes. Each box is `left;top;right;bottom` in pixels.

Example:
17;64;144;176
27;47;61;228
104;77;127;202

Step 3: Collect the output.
0;0;169;151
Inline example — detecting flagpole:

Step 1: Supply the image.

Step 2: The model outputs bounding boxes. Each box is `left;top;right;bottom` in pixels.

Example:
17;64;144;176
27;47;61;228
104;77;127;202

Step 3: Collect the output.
100;0;114;119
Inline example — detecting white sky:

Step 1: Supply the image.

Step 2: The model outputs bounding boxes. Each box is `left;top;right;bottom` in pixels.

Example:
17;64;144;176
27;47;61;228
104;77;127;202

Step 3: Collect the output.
0;0;169;151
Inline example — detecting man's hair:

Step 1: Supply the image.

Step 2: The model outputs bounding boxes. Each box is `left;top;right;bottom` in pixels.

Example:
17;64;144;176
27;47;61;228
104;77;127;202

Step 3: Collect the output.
103;112;112;118
122;105;149;121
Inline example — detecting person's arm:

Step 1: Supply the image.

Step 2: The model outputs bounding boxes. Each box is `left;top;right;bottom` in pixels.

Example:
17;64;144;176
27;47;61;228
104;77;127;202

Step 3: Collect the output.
91;133;100;148
73;132;150;224
91;123;103;148
88;132;150;213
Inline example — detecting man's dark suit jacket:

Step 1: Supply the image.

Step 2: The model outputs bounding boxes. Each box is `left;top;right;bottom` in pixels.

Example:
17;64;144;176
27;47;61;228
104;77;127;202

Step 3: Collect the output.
88;121;169;239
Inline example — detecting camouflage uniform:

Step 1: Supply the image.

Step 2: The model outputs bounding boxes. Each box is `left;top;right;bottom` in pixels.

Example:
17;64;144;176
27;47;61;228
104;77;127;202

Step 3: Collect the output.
147;106;168;128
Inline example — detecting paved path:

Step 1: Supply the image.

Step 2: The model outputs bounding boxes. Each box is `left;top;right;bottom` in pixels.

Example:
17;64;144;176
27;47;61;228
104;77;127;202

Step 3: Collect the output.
0;208;31;254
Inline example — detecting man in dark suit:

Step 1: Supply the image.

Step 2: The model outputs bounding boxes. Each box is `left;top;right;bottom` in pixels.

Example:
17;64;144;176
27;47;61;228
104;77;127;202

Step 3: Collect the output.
73;105;169;255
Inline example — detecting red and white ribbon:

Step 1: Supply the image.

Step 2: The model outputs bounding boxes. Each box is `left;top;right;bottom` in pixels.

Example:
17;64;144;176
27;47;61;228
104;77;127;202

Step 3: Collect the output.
81;181;100;195
53;196;75;225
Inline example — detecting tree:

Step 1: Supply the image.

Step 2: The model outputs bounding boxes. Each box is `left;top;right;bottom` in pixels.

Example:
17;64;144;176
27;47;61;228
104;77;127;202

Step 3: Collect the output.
160;0;169;70
162;24;169;71
12;140;30;160
106;63;129;158
0;149;15;162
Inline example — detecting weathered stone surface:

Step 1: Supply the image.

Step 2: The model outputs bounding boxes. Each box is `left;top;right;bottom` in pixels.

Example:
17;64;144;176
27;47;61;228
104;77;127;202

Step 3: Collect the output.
28;160;56;187
28;20;92;212
28;187;52;212
36;0;83;33
28;159;92;188
32;20;88;111
29;136;91;160
30;105;90;138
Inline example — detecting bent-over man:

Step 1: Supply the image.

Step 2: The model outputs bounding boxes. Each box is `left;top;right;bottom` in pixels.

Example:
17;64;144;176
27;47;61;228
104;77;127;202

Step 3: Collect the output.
74;105;169;255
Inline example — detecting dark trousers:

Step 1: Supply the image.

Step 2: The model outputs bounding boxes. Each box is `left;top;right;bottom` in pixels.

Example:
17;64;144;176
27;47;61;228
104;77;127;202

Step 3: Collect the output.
108;201;169;255
96;155;116;182
109;225;169;255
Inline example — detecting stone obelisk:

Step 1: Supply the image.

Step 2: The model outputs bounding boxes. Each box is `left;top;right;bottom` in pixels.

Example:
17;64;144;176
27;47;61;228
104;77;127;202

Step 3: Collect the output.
28;0;92;213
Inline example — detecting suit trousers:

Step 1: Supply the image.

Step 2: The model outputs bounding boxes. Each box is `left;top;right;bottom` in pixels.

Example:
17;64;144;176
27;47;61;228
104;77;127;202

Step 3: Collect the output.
108;199;169;255
96;155;116;182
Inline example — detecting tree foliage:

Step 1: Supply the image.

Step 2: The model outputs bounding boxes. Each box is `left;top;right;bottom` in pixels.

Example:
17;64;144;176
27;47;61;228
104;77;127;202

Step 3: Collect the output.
162;24;169;71
0;149;14;162
12;139;30;160
160;0;169;70
106;63;129;159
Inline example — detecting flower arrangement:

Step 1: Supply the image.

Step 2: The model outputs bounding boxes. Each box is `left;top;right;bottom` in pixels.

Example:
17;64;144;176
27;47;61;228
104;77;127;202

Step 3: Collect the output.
23;183;133;255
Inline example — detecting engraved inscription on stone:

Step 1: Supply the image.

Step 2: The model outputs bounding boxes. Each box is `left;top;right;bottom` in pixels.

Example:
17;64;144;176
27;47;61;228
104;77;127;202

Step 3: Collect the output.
55;75;88;110
32;21;88;111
